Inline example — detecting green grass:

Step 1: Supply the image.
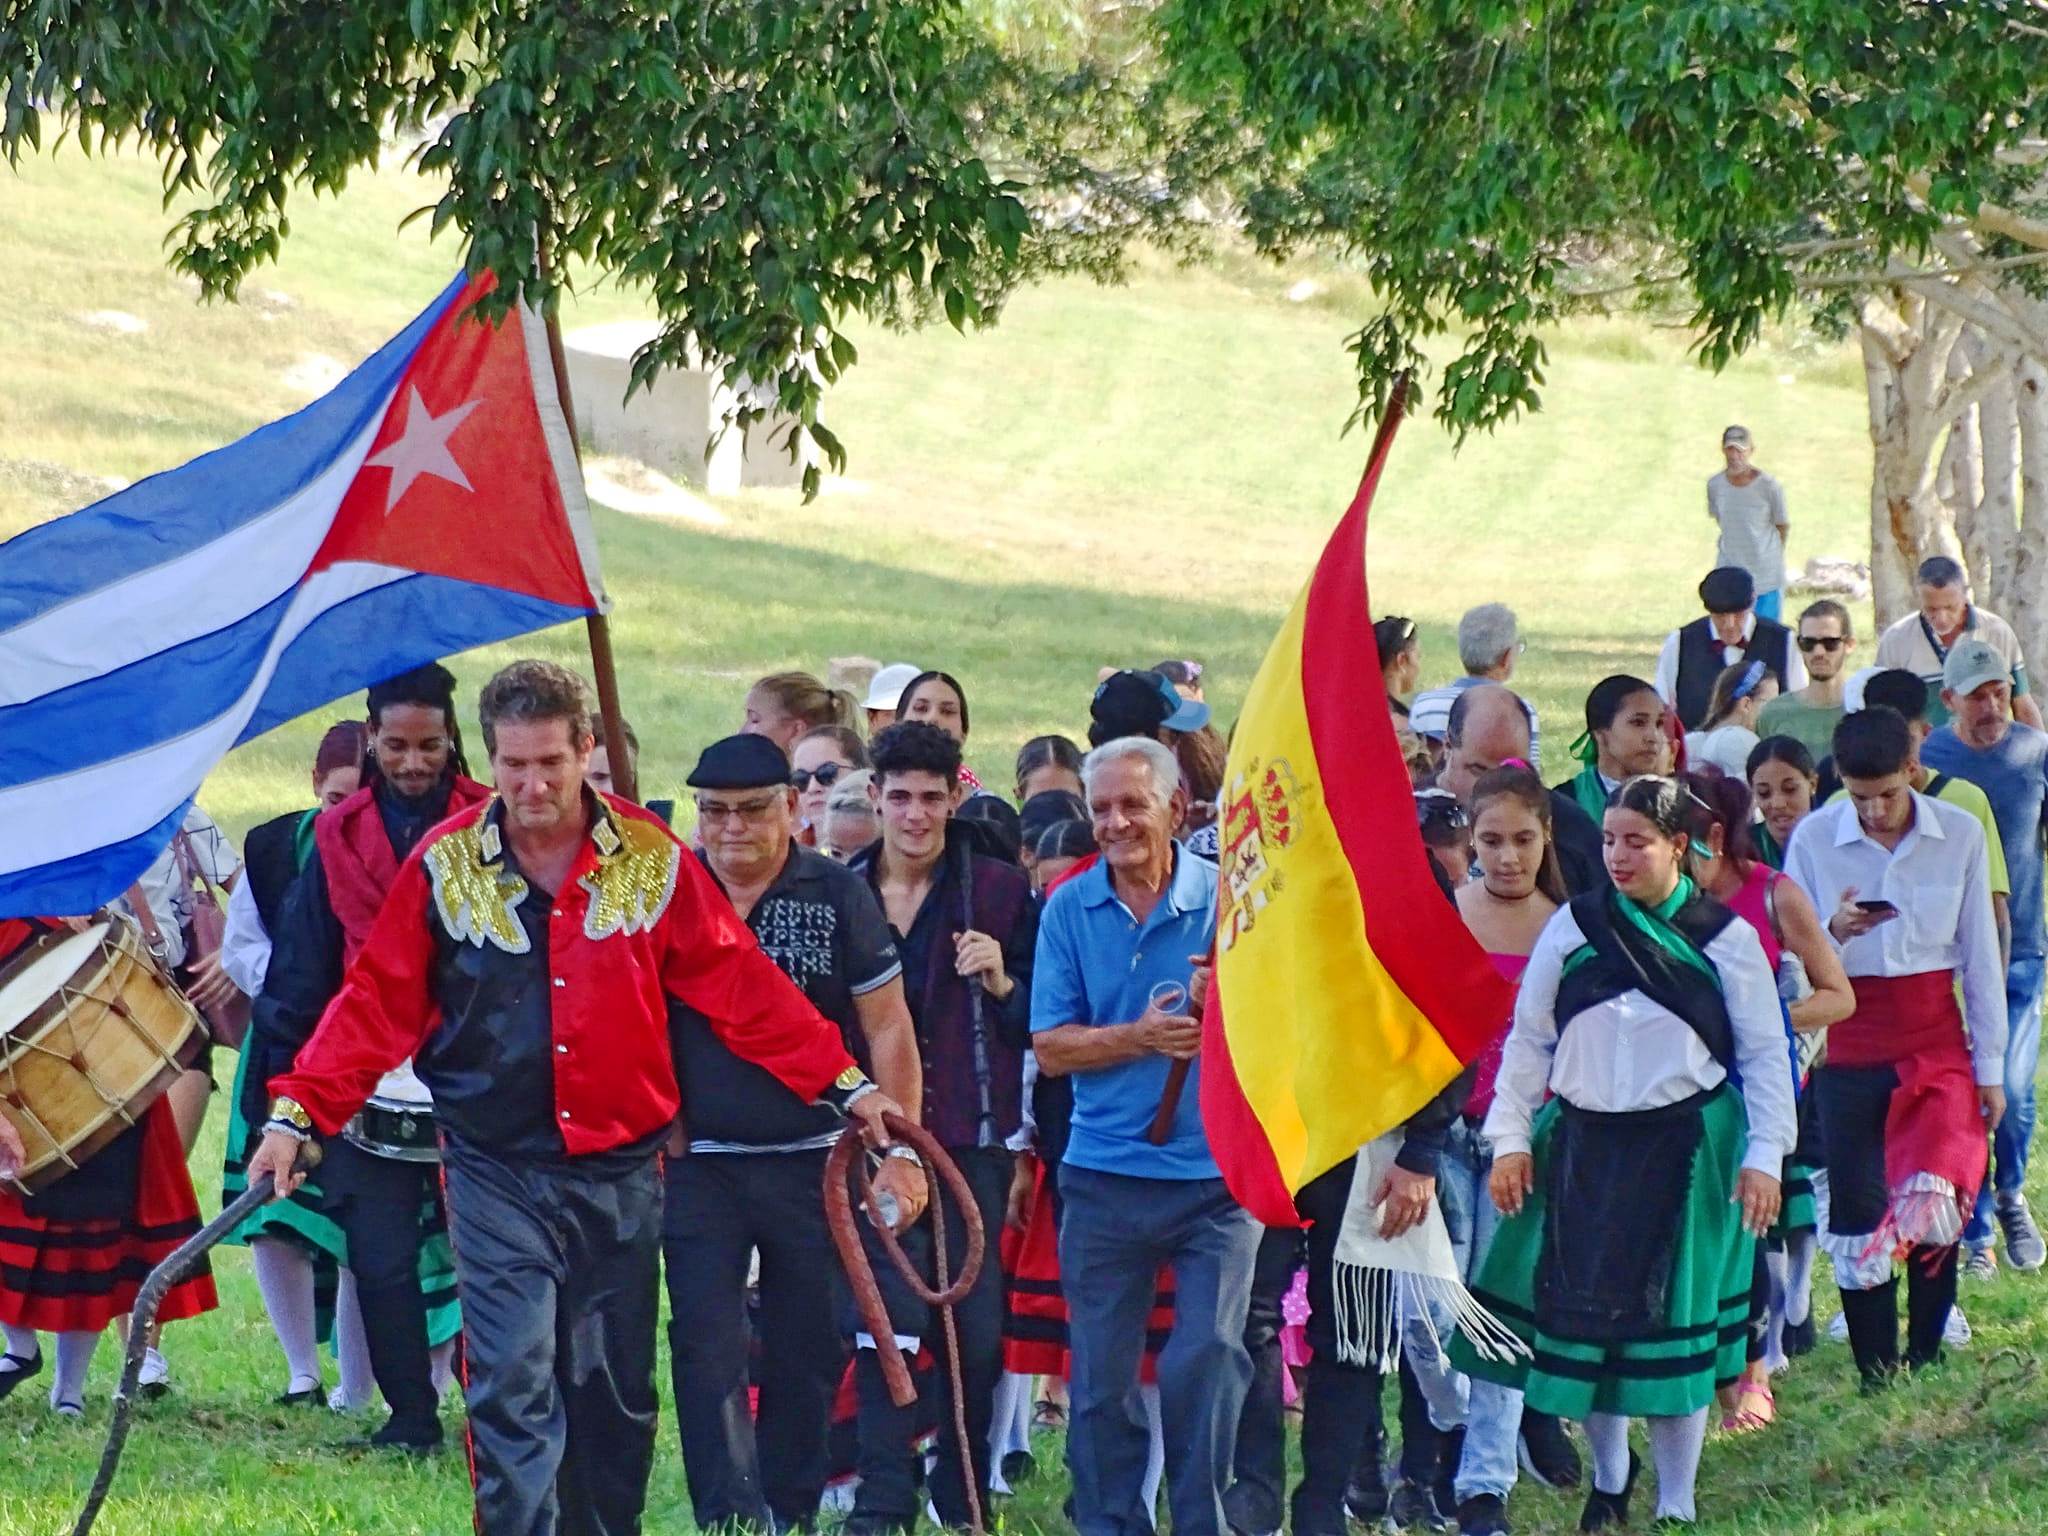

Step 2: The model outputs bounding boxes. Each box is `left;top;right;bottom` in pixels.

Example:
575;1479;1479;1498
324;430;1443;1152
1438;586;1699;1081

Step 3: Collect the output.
6;142;2036;1536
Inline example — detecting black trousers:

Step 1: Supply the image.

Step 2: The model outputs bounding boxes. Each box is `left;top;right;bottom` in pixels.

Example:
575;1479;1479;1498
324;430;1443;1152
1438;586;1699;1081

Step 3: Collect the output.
662;1148;845;1530
1225;1223;1307;1535
850;1146;1013;1530
442;1143;662;1536
324;1137;439;1437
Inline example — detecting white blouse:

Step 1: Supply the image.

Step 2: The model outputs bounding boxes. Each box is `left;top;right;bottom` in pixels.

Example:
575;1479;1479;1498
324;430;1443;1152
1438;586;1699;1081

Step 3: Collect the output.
1482;901;1799;1176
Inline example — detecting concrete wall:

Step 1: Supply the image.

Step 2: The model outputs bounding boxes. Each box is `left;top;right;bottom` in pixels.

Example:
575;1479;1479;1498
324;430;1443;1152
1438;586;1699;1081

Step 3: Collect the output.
563;322;815;494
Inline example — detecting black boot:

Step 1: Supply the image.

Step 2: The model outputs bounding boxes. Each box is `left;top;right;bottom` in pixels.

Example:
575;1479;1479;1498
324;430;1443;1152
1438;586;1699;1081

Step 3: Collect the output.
1341;1426;1389;1524
1837;1280;1901;1392
1905;1244;1960;1371
1578;1449;1640;1533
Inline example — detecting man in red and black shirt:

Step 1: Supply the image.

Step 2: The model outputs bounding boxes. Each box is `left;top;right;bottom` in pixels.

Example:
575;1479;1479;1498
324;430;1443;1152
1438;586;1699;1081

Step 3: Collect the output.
252;660;899;1536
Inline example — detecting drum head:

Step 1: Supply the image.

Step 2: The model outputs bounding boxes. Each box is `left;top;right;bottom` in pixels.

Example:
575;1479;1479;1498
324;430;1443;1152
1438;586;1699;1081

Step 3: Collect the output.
0;923;113;1040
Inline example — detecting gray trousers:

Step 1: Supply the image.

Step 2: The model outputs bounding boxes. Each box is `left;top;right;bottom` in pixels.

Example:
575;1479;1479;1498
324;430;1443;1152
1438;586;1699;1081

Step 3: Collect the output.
1059;1164;1261;1536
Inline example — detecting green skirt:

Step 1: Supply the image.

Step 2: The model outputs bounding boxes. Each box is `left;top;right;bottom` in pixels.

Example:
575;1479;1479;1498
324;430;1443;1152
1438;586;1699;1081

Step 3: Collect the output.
1771;1154;1820;1240
219;1045;464;1348
1453;1086;1754;1419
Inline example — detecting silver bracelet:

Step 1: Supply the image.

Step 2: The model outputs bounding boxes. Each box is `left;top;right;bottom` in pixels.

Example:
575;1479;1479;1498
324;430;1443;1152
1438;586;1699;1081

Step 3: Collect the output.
262;1118;311;1143
883;1144;924;1168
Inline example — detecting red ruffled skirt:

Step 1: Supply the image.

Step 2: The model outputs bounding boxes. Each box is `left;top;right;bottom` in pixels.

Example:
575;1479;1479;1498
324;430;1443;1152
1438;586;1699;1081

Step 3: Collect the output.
0;1097;216;1332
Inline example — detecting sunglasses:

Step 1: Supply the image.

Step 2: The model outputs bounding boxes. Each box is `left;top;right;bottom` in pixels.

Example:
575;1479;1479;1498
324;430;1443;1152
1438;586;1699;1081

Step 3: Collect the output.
1797;635;1845;653
792;762;848;792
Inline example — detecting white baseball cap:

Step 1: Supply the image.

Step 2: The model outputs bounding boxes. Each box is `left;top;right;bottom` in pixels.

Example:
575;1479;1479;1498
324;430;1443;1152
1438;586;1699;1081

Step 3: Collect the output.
864;662;923;712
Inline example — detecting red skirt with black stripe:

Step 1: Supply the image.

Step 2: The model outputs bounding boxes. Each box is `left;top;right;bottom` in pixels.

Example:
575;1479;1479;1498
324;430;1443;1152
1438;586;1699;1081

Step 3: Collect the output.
0;1097;217;1332
1002;1159;1172;1381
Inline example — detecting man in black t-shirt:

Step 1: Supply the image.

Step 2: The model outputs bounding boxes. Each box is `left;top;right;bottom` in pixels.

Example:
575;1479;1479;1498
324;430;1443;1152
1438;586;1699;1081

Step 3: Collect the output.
665;735;925;1532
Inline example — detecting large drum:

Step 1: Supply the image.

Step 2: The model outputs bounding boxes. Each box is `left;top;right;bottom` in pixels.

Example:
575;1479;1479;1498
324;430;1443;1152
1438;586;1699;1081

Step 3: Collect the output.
0;921;203;1196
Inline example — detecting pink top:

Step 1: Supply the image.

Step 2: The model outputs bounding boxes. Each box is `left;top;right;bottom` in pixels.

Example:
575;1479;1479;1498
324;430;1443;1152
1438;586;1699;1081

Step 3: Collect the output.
1722;862;1783;973
1465;952;1530;1122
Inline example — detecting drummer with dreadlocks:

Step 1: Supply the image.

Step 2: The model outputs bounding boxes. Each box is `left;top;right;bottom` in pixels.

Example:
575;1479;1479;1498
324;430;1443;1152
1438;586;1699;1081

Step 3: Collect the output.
252;659;900;1536
0;916;218;1418
245;662;488;1442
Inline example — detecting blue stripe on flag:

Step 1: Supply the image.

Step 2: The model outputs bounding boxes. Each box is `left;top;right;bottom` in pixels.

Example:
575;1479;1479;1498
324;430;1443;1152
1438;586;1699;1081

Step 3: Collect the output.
0;800;194;919
0;575;586;917
0;274;470;631
239;575;587;741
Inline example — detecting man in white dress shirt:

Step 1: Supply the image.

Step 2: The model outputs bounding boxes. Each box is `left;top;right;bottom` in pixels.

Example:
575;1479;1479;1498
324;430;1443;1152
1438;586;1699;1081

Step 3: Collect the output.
1654;566;1806;733
1783;706;2007;1389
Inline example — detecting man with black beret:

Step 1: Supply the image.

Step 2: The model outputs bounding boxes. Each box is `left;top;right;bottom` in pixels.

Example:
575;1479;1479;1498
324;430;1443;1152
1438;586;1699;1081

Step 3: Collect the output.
664;734;926;1533
1653;565;1805;732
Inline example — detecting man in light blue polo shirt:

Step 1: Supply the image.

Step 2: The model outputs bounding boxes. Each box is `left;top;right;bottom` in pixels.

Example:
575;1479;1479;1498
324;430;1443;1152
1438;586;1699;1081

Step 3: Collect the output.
1034;736;1257;1536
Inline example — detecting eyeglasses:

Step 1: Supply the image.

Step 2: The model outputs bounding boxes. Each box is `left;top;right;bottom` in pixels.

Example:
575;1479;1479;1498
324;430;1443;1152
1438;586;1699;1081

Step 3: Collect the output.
792;762;847;792
1797;636;1846;653
695;795;784;825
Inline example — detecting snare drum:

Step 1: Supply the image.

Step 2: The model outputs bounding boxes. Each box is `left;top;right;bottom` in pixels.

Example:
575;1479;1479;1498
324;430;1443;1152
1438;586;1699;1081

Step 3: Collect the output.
0;921;203;1195
345;1096;441;1163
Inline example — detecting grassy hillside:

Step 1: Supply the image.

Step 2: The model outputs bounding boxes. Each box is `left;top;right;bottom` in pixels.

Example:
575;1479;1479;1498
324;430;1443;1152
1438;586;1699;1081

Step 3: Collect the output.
2;143;1877;824
10;144;2040;1536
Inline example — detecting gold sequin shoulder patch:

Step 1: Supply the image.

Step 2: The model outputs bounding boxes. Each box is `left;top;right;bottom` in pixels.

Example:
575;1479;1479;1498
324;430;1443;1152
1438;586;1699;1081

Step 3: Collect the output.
582;813;681;941
425;817;531;954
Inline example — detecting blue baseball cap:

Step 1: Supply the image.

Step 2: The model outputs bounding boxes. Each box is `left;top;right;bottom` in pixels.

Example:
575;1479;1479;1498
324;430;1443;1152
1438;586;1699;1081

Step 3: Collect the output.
1091;669;1211;743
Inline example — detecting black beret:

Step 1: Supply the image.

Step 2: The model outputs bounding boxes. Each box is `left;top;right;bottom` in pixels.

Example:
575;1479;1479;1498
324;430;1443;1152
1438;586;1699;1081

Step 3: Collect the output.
686;733;793;790
1698;565;1755;614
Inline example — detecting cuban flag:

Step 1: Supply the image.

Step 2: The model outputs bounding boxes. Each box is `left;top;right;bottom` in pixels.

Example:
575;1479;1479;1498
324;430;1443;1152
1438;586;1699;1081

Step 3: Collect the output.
0;272;607;916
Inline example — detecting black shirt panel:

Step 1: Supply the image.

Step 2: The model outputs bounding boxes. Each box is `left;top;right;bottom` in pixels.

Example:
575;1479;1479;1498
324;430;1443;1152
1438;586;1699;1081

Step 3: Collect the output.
674;846;901;1148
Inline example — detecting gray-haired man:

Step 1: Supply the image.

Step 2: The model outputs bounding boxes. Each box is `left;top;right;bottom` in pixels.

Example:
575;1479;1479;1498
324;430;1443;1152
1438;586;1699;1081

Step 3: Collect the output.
1033;736;1254;1536
1409;604;1542;770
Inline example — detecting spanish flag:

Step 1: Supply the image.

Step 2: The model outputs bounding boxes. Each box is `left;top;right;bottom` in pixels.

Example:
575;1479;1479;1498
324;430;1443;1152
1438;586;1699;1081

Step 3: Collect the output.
1200;385;1518;1228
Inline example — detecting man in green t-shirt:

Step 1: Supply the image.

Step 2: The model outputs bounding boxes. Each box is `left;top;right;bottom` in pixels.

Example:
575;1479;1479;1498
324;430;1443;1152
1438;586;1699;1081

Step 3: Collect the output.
1758;599;1855;764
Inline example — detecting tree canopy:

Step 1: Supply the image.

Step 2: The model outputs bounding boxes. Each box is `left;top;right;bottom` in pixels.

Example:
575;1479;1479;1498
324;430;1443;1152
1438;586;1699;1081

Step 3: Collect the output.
1;0;1211;492
1162;0;2048;434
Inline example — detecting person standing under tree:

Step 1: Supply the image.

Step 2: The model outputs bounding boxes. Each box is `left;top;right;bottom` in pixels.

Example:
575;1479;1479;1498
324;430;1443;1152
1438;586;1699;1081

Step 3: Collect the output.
1873;555;2044;731
252;660;903;1536
1706;426;1790;622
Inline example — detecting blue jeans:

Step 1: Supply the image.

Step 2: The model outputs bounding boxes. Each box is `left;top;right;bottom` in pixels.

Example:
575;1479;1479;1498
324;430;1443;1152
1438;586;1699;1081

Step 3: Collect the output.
1059;1164;1261;1536
1400;1121;1523;1502
1754;588;1782;623
1967;955;2046;1246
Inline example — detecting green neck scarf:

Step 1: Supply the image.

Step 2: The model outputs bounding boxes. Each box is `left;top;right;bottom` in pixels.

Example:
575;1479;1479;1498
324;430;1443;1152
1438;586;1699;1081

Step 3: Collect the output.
1753;822;1785;871
1568;762;1610;824
1613;874;1717;984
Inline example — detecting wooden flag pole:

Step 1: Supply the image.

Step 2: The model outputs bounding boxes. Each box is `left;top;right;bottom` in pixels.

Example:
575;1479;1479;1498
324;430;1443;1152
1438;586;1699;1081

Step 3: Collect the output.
535;249;639;805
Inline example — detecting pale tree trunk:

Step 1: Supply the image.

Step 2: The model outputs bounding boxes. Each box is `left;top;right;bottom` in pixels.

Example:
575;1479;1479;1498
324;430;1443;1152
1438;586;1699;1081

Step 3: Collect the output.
2013;357;2048;670
1951;329;2018;605
1859;291;1966;627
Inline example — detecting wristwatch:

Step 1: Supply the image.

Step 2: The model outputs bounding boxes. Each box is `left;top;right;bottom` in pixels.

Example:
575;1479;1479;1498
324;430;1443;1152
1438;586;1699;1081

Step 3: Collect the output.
819;1064;876;1115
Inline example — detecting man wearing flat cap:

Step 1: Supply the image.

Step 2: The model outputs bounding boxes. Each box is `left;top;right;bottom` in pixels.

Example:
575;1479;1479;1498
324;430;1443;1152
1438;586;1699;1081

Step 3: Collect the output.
664;733;926;1533
1655;564;1805;732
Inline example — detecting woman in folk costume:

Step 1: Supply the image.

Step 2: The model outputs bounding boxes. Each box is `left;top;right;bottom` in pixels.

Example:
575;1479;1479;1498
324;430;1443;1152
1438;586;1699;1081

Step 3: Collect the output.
1453;776;1796;1528
1682;768;1853;1430
0;917;218;1419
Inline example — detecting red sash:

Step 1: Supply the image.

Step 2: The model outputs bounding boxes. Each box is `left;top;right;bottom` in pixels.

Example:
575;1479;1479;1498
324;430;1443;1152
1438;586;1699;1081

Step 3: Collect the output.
1832;972;1986;1213
314;776;491;963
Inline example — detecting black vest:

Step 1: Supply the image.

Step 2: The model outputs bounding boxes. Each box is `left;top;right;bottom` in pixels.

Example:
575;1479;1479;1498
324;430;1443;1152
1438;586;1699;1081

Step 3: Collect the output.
1673;614;1792;731
242;809;315;934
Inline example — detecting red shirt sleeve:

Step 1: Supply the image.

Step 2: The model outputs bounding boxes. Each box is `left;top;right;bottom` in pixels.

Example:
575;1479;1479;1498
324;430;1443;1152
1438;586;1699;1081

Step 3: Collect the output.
658;853;856;1100
268;855;439;1135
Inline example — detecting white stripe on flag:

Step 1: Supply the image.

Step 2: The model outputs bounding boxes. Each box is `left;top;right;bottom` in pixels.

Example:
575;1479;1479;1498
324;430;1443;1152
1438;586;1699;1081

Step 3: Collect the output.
0;408;388;708
0;562;410;875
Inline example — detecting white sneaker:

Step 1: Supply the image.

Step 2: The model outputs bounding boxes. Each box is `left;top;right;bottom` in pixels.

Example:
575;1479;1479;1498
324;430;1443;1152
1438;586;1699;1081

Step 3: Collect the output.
1828;1311;1849;1342
137;1346;171;1400
1945;1306;1972;1347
